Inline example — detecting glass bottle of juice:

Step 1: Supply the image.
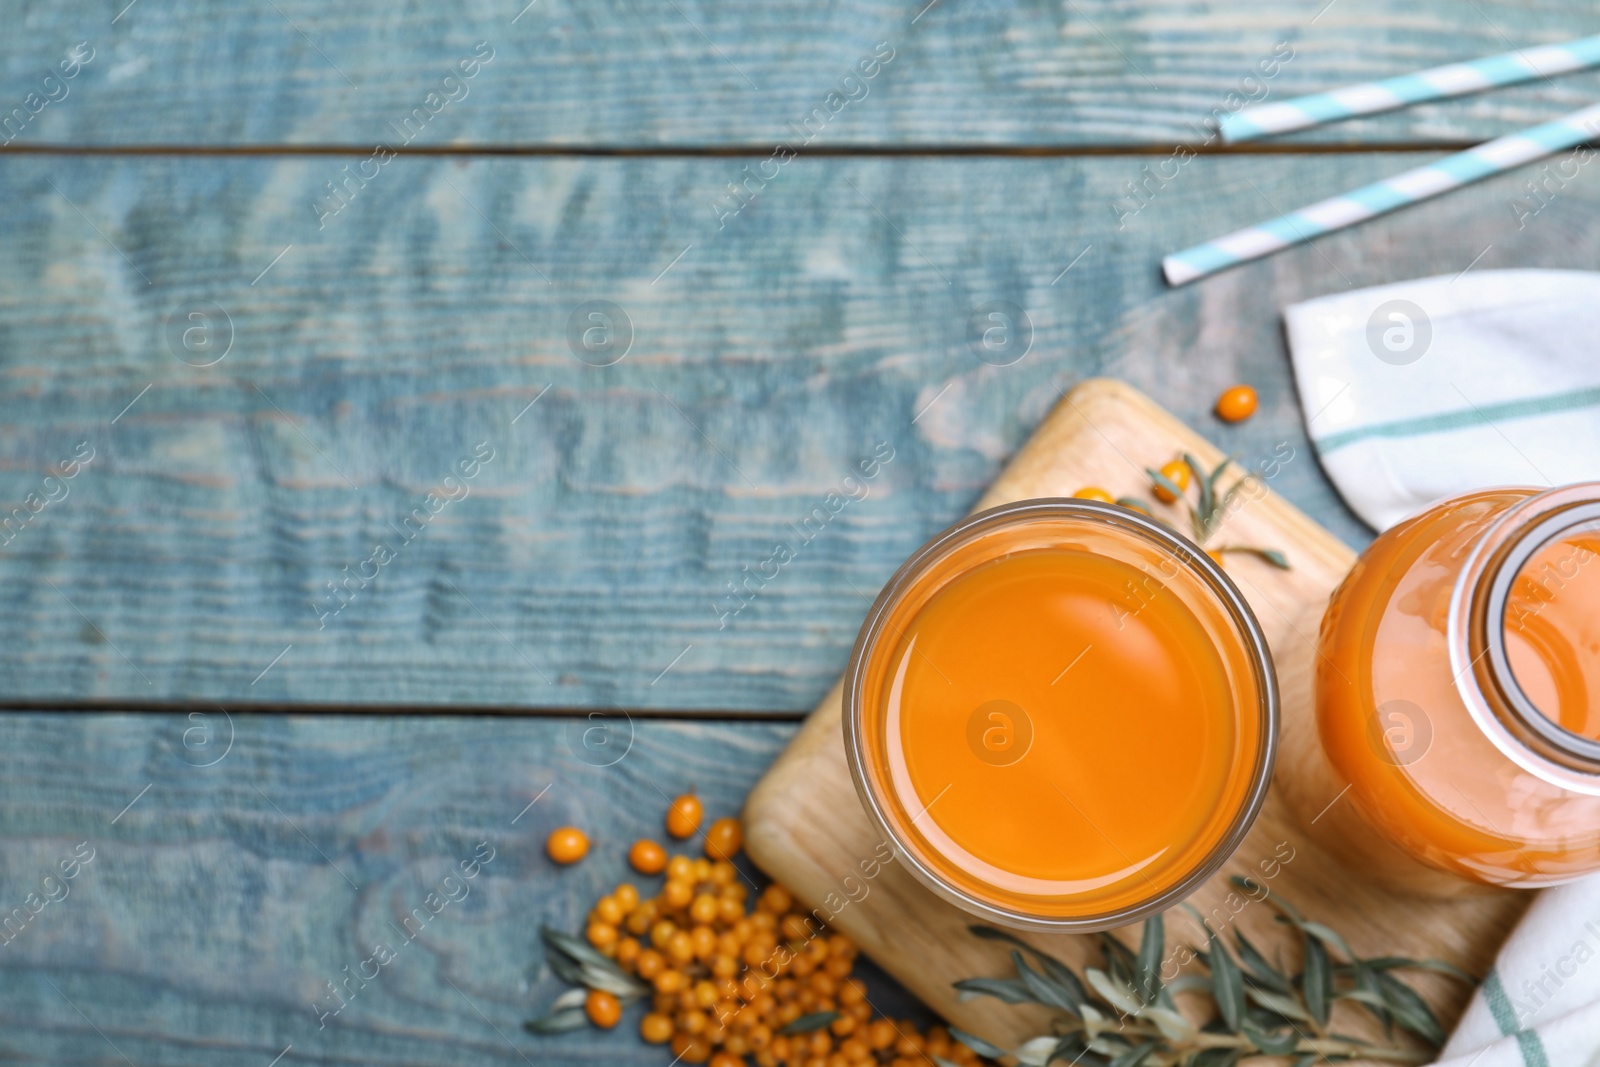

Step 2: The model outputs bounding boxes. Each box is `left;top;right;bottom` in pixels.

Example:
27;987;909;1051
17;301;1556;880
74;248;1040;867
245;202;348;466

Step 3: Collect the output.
1298;483;1600;893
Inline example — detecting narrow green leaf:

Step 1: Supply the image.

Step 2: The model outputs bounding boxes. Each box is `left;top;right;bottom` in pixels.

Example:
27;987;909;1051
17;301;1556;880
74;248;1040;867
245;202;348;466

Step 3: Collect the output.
1099;931;1141;990
968;925;1089;1005
1014;1036;1061;1067
1184;453;1216;522
1374;970;1446;1046
1085;967;1144;1017
1233;931;1293;995
1108;1040;1157;1067
1241;1020;1300;1055
1116;496;1155;516
953;976;1038;1005
1245;985;1314;1023
1146;468;1188;506
1013;951;1083;1014
1140;1005;1195;1043
1303;932;1332;1026
1192;1051;1243;1067
540;926;650;997
1163;974;1212;998
1135;913;1164;1004
778;1011;840;1036
949;1027;1011;1060
523;1006;590;1034
1361;956;1477;984
1300;920;1355;961
1205;924;1246;1030
1217;545;1290;569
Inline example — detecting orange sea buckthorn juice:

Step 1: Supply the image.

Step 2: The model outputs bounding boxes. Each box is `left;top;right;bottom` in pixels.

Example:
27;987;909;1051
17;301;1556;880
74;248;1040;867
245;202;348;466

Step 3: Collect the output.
1304;483;1600;892
844;500;1278;932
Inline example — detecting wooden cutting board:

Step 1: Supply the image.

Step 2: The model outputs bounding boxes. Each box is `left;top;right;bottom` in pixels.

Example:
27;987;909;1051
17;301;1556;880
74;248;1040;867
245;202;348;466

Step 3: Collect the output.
743;378;1530;1055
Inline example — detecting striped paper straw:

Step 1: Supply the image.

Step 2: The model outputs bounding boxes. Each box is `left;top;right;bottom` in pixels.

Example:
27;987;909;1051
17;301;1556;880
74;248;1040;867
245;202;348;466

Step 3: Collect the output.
1221;35;1600;143
1163;102;1600;287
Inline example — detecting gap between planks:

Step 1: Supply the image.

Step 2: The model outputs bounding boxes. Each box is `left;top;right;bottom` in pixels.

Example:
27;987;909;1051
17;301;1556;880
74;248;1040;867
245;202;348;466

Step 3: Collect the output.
0;699;809;720
0;141;1493;158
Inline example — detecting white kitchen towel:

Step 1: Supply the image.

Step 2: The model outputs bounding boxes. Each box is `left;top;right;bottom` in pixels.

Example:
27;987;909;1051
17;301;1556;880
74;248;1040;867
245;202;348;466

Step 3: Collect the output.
1283;269;1600;531
1431;874;1600;1067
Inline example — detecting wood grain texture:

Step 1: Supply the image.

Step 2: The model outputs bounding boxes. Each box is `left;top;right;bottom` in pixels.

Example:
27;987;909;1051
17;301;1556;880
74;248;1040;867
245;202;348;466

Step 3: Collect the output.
15;147;1600;711
744;380;1530;1056
2;0;1599;147
0;712;818;1066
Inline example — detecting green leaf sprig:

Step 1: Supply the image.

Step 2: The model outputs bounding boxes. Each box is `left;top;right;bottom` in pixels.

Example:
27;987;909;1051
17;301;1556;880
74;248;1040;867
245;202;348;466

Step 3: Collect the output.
1130;453;1290;571
952;880;1472;1067
524;925;652;1034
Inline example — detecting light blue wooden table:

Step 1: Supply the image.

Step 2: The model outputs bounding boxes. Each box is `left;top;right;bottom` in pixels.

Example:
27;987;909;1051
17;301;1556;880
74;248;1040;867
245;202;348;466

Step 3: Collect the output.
3;1;1597;1062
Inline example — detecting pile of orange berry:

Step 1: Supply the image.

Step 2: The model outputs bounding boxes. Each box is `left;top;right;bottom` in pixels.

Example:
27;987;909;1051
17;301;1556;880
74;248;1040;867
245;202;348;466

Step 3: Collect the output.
542;795;989;1067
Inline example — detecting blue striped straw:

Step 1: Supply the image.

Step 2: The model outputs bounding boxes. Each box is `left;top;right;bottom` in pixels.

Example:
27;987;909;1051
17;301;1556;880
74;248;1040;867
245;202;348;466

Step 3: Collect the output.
1163;102;1600;287
1221;35;1600;143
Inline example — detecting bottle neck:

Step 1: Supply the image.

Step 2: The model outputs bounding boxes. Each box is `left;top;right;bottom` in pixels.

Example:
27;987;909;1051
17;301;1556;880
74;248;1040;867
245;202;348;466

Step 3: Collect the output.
1451;484;1600;793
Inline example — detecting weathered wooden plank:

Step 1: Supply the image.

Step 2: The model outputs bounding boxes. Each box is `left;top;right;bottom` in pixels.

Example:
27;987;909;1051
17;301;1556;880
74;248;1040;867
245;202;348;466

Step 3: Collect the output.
0;714;842;1066
9;149;1590;711
1;0;1598;147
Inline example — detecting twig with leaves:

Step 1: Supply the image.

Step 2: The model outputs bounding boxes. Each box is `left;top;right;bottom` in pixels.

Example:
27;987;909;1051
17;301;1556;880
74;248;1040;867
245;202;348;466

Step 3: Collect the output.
1121;453;1289;571
950;879;1472;1067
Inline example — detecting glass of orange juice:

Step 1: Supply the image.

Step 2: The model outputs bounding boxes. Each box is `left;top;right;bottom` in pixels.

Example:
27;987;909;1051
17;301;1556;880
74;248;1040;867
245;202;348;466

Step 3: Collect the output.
1298;482;1600;893
843;499;1279;932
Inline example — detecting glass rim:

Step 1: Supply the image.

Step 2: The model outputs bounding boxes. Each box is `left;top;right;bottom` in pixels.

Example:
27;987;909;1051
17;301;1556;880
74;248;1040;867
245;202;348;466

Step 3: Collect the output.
841;497;1281;933
1452;482;1600;793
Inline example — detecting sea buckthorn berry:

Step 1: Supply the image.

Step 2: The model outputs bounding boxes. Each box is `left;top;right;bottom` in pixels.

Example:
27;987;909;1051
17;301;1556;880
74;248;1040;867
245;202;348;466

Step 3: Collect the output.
846;999;870;1022
593;895;624;925
691;858;713;882
691;893;720;925
705;817;744;860
613;883;640;912
710;1051;746;1067
691;925;717;961
666;794;704;839
781;914;814;943
641;1012;674;1043
1216;383;1259;423
679;1009;708;1034
709;859;738;886
635;948;665;980
672;1033;712;1063
808;1029;833;1055
654;968;687;994
830;1013;857;1036
711;953;739;978
749;1024;773;1050
759;885;793;914
1208;549;1226;568
666;855;694;881
586;921;617;951
629;839;667;875
616;936;641;967
668;930;695;964
663;879;694;910
1072;486;1115;503
867;1019;896;1050
545;827;589;865
650;919;678;949
584;989;622;1028
824;954;852;979
1153;459;1191;503
839;978;866;1006
718;897;745;925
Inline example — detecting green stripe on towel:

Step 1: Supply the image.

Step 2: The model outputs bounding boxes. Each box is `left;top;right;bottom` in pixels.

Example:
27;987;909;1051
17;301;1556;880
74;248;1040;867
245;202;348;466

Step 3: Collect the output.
1483;968;1550;1067
1317;385;1600;454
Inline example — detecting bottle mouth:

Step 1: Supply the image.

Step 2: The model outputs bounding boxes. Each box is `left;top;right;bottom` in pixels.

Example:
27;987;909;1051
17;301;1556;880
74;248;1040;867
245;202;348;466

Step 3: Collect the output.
1452;484;1600;791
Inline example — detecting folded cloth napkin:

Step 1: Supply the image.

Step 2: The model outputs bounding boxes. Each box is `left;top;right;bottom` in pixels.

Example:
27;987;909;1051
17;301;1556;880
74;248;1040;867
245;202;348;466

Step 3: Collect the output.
1285;270;1600;1066
1431;875;1600;1067
1284;269;1600;531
